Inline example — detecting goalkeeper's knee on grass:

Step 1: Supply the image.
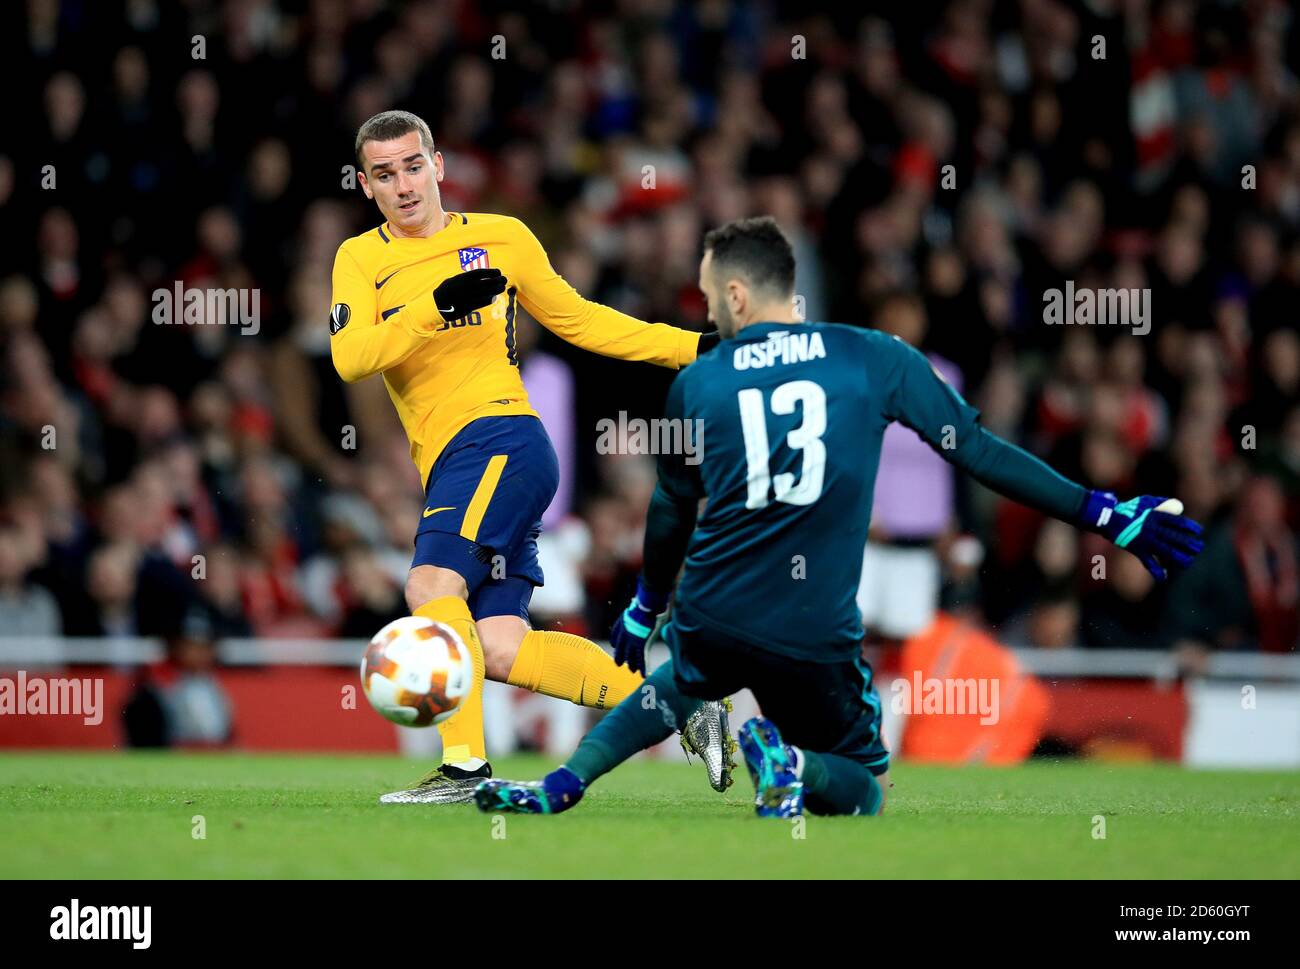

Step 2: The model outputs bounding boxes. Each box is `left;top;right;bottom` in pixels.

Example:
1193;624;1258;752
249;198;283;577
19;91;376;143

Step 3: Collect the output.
796;749;884;817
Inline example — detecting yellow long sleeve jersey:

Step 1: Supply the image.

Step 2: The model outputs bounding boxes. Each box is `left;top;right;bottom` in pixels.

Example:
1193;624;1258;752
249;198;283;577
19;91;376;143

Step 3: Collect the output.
330;212;701;485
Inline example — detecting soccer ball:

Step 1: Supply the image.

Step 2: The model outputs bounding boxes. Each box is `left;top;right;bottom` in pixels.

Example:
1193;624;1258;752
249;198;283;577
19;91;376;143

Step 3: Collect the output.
360;617;474;727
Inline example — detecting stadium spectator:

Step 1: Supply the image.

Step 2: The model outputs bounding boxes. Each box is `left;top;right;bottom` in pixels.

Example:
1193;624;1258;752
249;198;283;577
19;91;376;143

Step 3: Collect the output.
1169;474;1299;653
0;525;62;638
123;607;235;747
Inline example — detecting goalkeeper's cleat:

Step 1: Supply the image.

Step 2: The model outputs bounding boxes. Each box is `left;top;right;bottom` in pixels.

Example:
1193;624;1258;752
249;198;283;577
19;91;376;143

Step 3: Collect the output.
474;767;585;815
738;717;804;819
379;762;492;804
681;698;737;792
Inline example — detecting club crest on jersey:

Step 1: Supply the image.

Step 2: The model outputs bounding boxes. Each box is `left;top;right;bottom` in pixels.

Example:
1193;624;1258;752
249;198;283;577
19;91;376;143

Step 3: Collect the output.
329;303;350;334
459;247;490;271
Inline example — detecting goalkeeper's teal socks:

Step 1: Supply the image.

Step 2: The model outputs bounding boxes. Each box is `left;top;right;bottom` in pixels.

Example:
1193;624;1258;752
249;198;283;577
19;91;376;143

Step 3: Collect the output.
564;659;700;785
558;657;882;816
798;749;884;816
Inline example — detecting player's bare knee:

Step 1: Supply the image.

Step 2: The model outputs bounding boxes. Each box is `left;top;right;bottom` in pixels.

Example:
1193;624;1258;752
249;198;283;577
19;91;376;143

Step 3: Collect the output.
405;565;468;612
480;640;515;682
476;615;528;681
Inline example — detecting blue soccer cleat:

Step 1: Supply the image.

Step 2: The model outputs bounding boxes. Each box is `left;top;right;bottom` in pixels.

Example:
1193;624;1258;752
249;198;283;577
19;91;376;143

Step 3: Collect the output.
738;717;804;818
473;767;585;816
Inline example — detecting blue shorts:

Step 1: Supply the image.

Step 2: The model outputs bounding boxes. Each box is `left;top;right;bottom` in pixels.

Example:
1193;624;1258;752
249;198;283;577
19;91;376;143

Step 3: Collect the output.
412;415;559;621
664;621;890;784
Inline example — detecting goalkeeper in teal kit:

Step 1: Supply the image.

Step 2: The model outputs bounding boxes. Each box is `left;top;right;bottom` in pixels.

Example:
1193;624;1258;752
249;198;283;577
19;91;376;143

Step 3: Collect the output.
476;217;1205;819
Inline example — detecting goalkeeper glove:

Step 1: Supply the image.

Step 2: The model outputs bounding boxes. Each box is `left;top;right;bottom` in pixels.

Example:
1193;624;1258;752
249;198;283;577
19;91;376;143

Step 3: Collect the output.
610;576;670;675
1078;492;1204;581
433;268;506;322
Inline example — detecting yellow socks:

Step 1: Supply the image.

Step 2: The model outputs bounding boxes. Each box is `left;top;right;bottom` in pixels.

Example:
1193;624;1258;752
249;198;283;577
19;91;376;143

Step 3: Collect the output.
415;596;486;766
413;602;643;766
506;630;643;710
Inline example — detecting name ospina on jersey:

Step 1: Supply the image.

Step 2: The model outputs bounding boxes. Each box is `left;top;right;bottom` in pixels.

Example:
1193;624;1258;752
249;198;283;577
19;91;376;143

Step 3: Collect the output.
733;330;827;370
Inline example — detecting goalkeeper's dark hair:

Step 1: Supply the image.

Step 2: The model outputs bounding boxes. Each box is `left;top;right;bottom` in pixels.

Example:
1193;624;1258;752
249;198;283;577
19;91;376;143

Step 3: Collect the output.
355;110;436;169
703;216;796;298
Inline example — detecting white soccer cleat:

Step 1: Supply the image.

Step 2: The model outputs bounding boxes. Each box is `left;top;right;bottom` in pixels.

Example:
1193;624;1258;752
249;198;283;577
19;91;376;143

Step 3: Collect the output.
379;762;492;804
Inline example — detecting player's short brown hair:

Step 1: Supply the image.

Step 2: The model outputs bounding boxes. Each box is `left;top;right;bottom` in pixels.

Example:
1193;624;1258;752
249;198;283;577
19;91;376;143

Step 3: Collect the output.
703;216;796;298
355;110;436;170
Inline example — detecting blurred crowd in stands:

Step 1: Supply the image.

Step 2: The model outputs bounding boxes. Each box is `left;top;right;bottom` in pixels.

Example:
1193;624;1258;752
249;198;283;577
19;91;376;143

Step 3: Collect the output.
2;0;1298;666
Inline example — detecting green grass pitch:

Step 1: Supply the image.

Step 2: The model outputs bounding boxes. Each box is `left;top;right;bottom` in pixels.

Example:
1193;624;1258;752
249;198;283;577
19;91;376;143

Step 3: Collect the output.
1;752;1297;878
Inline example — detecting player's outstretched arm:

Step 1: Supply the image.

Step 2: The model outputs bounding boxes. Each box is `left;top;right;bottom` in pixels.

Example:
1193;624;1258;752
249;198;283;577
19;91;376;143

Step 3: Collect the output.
507;217;712;369
884;337;1204;580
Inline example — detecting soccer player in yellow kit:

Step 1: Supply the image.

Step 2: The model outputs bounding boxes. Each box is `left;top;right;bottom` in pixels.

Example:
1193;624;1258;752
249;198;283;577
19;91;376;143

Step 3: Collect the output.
331;110;732;802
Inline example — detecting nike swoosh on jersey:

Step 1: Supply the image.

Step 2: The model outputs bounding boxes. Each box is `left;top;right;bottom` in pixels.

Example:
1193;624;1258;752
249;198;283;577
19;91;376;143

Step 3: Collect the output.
437;304;455;317
422;506;456;518
375;270;401;289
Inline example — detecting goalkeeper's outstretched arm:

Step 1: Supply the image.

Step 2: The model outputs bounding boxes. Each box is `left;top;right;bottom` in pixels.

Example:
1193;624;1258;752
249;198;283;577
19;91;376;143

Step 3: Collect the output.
884;338;1204;580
